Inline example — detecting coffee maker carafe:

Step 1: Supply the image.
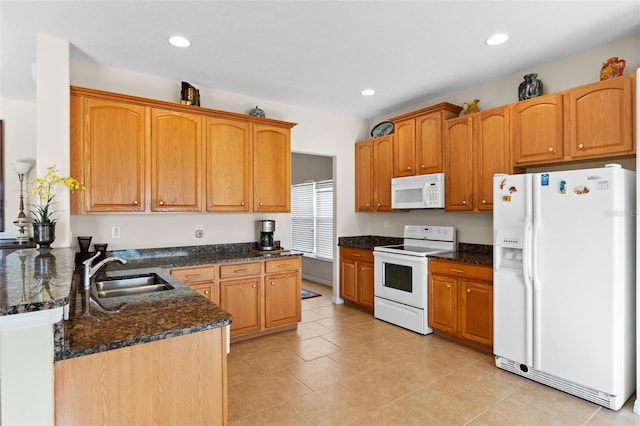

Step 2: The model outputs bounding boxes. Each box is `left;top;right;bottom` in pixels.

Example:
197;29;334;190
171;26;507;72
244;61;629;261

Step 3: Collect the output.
258;220;275;251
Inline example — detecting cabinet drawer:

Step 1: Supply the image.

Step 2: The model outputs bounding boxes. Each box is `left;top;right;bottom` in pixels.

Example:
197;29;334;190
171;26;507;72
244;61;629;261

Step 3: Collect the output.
429;260;492;282
219;262;262;279
170;265;216;284
265;257;300;274
340;247;374;262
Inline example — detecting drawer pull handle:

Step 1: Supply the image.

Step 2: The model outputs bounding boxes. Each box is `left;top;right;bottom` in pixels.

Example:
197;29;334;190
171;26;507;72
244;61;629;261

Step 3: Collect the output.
450;269;465;273
352;253;361;257
185;274;202;278
235;268;248;273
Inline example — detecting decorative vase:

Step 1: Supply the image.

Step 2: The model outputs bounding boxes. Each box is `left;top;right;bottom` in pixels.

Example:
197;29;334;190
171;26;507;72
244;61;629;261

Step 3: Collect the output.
249;106;265;118
518;73;543;101
33;223;56;248
600;57;626;80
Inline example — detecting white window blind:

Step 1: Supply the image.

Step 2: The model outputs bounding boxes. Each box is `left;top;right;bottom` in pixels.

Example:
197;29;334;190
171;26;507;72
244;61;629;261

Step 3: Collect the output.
291;179;334;260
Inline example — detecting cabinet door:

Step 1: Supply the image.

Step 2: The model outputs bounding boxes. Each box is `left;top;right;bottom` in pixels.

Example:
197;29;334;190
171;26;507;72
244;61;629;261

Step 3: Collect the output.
204;117;252;212
81;97;146;212
474;107;511;211
373;136;394;212
151;109;202;212
340;257;357;302
428;275;457;334
393;119;416;177
444;117;473;211
354;141;373;212
220;278;261;337
253;124;291;212
189;282;219;304
459;280;493;346
357;260;375;309
416;112;443;174
170;266;218;304
567;75;634;158
512;94;564;165
265;272;300;328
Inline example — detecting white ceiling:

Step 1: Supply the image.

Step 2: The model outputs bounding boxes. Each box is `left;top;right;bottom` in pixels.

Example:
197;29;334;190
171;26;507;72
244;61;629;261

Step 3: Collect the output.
2;1;640;119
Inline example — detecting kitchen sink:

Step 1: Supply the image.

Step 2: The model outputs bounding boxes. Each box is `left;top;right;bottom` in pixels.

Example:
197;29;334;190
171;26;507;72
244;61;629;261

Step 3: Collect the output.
94;273;174;298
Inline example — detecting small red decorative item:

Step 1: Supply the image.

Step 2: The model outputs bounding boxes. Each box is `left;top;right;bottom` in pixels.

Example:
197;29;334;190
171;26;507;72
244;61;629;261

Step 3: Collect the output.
600;57;626;80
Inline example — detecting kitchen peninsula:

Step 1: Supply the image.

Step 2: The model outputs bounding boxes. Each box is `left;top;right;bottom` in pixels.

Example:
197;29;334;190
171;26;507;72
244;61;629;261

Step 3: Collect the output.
0;243;300;425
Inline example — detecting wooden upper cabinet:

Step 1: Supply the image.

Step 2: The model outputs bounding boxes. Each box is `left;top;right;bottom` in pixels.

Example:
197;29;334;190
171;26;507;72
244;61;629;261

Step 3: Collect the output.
567;75;634;159
72;96;146;212
354;136;393;212
355;140;374;211
393;119;416;177
512;93;564;165
151;109;202;212
474;106;513;212
205;117;252;212
390;103;462;177
444;116;473;211
253;124;291;212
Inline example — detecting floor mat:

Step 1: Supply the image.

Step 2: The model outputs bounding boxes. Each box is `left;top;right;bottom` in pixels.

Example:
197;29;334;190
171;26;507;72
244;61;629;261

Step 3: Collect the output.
301;288;322;299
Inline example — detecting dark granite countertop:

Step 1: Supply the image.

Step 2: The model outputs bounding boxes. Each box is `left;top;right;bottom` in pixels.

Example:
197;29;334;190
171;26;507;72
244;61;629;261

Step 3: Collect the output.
429;243;493;266
338;235;403;250
0;242;300;361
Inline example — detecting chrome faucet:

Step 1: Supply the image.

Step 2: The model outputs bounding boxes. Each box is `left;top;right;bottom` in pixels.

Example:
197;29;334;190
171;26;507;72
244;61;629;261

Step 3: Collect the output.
82;252;127;290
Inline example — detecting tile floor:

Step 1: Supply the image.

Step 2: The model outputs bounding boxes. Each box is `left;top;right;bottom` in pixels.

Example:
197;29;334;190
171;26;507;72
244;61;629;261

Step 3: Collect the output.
228;280;640;425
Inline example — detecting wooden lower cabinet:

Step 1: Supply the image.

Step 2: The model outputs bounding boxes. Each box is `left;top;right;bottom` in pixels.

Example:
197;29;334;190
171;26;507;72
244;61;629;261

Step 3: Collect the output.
339;247;374;309
170;265;219;304
55;328;227;425
428;259;493;349
221;277;262;337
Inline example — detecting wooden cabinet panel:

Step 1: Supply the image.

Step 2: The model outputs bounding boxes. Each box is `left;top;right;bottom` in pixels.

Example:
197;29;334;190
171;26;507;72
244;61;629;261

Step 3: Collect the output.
340;257;357;302
253;125;291;212
512;93;564;165
151;109;202;211
221;278;261;337
266;257;301;274
339;247;374;309
265;272;301;328
393;119;416;177
205;117;252;212
55;329;226;425
357;261;375;309
416;112;445;175
355;140;374;211
75;97;146;212
170;265;218;304
459;280;493;346
429;259;493;349
355;136;393;212
219;262;262;279
444;117;473;211
428;274;457;334
567;75;634;159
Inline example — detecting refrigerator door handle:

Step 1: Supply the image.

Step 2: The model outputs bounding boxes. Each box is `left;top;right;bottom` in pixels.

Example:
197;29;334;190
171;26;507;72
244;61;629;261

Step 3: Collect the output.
531;175;542;370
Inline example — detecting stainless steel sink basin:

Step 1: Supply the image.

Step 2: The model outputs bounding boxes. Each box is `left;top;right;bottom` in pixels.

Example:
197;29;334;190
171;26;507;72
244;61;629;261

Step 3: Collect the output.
95;273;174;298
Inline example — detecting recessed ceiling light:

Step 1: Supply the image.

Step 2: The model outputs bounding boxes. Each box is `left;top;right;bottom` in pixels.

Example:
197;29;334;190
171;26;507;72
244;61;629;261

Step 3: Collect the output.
361;88;375;96
169;35;191;48
486;33;509;46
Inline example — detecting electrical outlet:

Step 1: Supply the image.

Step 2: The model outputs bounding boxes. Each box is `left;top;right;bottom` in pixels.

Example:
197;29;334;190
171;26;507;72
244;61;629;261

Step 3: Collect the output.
112;226;121;239
195;224;203;231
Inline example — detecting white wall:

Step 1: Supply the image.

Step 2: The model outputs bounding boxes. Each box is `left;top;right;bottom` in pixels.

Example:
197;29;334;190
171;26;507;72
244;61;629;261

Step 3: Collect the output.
365;34;640;244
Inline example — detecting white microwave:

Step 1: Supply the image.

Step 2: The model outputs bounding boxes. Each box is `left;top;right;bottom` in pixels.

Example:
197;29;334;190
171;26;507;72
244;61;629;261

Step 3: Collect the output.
391;173;445;209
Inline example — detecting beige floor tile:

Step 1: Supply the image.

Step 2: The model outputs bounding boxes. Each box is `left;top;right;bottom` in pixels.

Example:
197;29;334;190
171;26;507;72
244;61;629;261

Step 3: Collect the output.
229;402;313;426
291;383;380;425
587;394;640;425
295;321;333;340
344;394;446;426
286;355;354;390
300;309;327;323
510;380;600;424
469;397;569;425
295;336;342;361
327;344;393;374
233;346;305;374
227;355;261;386
228;370;312;422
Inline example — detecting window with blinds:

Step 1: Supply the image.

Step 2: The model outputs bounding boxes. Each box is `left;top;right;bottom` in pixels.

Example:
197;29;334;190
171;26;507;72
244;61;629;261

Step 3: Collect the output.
291;179;334;260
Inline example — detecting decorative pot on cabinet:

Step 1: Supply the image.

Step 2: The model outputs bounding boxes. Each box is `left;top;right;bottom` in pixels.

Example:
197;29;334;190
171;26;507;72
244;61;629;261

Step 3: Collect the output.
518;73;543;101
33;223;56;248
600;57;626;80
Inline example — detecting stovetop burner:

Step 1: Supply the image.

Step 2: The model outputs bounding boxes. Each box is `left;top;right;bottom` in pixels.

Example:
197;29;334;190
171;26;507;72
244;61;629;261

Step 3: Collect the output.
373;225;456;257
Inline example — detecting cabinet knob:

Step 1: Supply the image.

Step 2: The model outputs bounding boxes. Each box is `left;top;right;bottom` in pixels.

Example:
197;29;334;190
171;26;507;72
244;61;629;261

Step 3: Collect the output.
420;164;426;169
366;203;370;207
133;200;138;205
204;290;209;295
578;144;584;149
241;202;245;206
252;284;257;288
482;200;487;204
259;202;263;206
271;281;275;286
159;200;164;206
462;200;467;205
377;203;381;207
406;166;411;171
547;147;554;153
446;284;450;288
467;288;471;293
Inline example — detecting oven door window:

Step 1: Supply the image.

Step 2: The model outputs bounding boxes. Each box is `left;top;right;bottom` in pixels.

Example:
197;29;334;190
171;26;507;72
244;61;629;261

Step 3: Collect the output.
383;262;412;293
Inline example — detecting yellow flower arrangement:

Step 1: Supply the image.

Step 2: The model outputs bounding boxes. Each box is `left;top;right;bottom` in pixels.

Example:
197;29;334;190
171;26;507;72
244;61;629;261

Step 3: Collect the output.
30;165;83;224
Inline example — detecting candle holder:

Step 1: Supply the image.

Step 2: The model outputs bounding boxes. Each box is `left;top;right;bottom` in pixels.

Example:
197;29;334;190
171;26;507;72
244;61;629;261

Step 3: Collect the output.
12;161;33;243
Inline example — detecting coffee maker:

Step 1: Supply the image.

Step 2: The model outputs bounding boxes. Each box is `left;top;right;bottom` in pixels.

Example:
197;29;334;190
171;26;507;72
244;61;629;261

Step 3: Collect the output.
258;220;276;251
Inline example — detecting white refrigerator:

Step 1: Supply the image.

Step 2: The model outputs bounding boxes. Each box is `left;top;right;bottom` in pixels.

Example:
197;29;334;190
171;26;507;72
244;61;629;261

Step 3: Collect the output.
493;164;636;410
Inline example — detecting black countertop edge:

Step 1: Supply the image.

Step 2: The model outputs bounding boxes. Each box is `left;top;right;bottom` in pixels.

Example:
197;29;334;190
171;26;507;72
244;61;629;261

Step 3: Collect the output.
337;235;404;251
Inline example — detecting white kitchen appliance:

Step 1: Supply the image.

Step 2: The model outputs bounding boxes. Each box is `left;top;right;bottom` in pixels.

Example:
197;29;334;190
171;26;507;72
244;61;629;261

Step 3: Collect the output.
374;225;456;334
391;173;445;209
493;165;636;410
